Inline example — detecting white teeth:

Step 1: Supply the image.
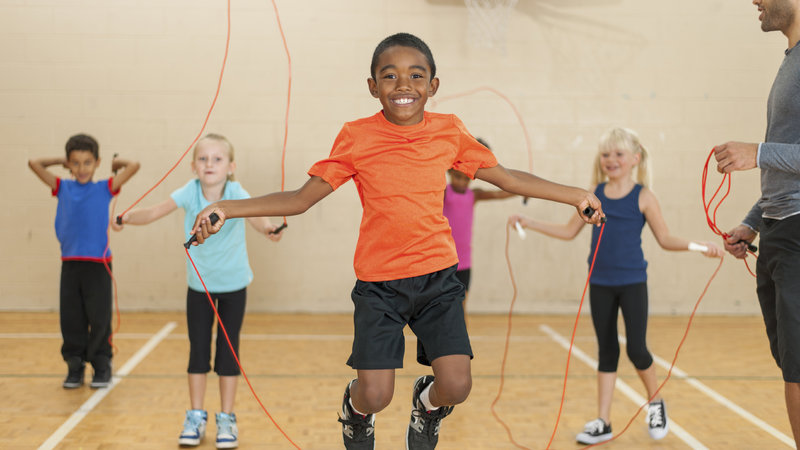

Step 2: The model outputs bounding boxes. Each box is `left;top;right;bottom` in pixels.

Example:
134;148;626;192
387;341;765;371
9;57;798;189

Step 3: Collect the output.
393;98;414;104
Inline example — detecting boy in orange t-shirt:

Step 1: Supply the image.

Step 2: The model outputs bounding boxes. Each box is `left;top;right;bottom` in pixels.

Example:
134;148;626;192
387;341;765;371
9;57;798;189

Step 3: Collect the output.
189;33;605;450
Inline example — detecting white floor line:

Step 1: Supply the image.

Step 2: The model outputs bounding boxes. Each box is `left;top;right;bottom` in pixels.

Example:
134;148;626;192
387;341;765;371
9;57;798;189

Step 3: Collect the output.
37;321;177;450
539;324;708;450
1;331;590;343
618;335;796;448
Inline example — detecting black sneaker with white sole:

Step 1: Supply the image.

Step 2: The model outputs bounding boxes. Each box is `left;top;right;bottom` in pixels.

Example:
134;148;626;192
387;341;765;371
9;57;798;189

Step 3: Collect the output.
406;375;453;450
337;379;375;450
62;357;85;389
576;418;612;445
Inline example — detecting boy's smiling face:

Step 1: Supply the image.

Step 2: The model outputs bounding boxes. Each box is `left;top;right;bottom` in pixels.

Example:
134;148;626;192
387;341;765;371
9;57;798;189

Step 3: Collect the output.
67;149;100;184
368;45;439;126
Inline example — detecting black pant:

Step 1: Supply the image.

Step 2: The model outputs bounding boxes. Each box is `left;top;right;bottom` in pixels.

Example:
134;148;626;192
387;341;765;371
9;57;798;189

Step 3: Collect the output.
756;215;800;382
589;282;653;372
60;261;112;367
186;287;247;376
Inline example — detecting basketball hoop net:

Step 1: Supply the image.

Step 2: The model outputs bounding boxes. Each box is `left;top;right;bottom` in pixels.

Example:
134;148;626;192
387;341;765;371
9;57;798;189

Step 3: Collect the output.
464;0;518;54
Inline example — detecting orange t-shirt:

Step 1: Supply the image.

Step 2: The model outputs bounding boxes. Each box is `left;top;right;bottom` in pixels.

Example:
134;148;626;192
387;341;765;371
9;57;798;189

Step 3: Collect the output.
308;111;498;281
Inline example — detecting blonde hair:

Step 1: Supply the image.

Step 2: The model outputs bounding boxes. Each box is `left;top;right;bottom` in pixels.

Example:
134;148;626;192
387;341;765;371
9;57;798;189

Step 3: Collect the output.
591;127;650;188
193;133;235;181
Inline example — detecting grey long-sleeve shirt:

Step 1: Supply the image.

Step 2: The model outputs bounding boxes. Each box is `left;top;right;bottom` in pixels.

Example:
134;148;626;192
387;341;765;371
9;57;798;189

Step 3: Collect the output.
743;42;800;231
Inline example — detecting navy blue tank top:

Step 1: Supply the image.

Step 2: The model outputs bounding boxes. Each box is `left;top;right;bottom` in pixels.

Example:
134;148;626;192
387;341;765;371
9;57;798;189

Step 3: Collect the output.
588;183;647;286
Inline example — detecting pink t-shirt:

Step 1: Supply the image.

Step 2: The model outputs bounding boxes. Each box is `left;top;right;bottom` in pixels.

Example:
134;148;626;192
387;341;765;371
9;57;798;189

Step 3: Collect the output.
443;184;475;270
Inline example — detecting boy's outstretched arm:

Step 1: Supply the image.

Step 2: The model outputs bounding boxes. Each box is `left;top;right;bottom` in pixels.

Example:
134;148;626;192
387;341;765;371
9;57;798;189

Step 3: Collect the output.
110;158;140;192
473;188;515;202
475;164;604;224
28;157;66;191
190;175;333;245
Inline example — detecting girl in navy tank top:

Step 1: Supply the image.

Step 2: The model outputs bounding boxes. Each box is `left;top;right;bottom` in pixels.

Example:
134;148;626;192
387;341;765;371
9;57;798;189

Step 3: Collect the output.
509;128;721;445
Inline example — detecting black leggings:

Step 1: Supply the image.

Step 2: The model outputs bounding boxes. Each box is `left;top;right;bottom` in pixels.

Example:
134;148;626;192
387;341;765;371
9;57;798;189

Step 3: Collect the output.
186;287;246;376
589;282;653;372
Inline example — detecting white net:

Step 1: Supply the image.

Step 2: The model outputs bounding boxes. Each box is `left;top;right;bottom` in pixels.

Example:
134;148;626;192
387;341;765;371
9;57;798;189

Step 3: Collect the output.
464;0;518;53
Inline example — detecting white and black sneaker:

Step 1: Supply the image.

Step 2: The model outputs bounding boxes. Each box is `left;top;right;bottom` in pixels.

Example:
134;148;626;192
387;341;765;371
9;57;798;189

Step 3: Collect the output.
647;399;669;440
576;418;612;445
338;379;375;449
406;375;454;450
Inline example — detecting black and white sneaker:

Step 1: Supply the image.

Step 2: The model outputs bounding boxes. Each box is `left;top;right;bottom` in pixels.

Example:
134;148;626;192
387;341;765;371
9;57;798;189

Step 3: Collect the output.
337;379;375;450
90;359;112;389
576;418;612;445
406;375;453;450
647;399;669;440
62;357;85;389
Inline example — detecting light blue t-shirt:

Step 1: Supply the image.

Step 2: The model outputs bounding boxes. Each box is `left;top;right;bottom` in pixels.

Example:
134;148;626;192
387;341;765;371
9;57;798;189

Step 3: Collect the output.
171;179;253;293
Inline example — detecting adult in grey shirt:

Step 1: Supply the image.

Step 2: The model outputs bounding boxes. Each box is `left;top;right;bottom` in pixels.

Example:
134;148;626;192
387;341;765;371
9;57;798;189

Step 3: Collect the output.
714;0;800;446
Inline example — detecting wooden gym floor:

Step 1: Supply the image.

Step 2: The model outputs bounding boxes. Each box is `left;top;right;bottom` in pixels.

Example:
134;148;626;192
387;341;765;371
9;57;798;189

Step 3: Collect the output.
0;312;793;449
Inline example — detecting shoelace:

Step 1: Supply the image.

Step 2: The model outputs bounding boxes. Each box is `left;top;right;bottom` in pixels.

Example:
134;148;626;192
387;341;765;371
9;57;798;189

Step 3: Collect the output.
183;415;204;434
585;419;606;434
647;403;664;427
411;406;452;438
337;414;373;440
217;416;235;436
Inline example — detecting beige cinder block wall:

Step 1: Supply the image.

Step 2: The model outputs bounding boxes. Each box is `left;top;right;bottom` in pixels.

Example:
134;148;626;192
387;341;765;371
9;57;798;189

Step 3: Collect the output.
3;0;778;313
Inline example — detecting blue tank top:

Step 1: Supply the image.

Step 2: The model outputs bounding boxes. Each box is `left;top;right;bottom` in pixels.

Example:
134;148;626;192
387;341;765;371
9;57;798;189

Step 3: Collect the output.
588;183;647;286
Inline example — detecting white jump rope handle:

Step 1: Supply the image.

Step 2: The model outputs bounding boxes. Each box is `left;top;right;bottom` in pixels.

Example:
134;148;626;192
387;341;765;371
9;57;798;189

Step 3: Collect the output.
688;242;708;253
514;221;526;239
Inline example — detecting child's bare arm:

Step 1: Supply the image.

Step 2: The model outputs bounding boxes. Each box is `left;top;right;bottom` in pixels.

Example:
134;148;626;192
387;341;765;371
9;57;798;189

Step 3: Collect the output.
246;216;285;242
28;157;66;191
115;198;178;231
473;188;515;202
475;164;604;224
640;187;722;258
110;158;140;192
508;212;585;240
190;176;333;245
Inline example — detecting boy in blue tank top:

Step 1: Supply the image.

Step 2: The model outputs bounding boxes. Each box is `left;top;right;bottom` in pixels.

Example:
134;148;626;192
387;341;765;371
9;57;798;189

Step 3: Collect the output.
29;133;140;389
509;127;721;445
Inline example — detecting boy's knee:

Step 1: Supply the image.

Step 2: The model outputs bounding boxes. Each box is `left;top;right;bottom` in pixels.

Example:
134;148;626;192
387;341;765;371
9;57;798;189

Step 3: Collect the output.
355;381;394;413
435;374;472;405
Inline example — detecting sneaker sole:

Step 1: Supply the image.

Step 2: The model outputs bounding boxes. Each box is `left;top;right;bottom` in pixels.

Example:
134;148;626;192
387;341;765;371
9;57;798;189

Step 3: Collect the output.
576;433;612;445
178;437;202;446
216;440;238;449
62;382;83;389
649;421;669;440
89;381;111;389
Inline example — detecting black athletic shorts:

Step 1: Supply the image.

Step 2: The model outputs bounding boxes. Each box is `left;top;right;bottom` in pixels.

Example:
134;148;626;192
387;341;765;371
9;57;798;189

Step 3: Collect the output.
347;264;473;369
455;268;471;291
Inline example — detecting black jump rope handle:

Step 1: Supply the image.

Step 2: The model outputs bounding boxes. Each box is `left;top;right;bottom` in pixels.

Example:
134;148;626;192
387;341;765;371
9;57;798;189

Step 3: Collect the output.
269;222;288;235
184;213;220;249
739;240;758;253
583;206;607;224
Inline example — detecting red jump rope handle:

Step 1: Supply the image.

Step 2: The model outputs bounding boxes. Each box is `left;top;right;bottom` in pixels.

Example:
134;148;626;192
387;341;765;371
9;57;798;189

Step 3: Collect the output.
583;206;607;223
184;213;220;248
269;223;288;235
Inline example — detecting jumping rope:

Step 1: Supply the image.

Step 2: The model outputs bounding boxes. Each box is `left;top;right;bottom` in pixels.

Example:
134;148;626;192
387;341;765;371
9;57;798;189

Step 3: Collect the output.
702;147;758;276
488;144;749;447
102;0;298;446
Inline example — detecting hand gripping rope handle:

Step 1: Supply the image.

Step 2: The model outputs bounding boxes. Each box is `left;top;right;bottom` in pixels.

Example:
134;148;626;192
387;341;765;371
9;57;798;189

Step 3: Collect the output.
270;222;288;235
181;214;287;248
184;213;220;248
582;206;607;223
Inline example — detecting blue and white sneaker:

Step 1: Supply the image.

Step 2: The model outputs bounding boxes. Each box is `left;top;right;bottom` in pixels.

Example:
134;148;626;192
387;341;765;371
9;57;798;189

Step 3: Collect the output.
178;409;207;446
215;412;239;449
